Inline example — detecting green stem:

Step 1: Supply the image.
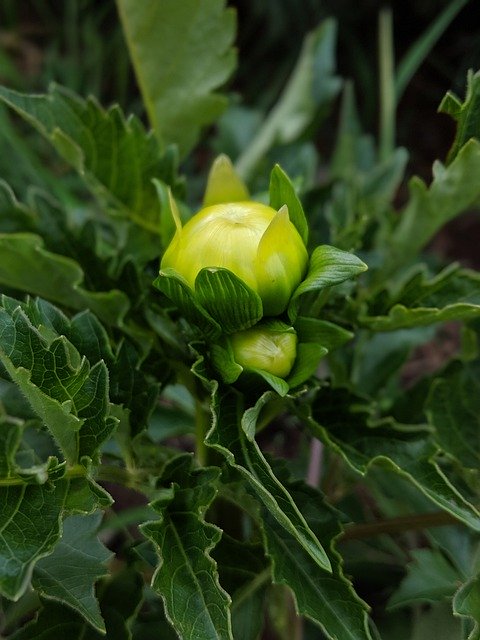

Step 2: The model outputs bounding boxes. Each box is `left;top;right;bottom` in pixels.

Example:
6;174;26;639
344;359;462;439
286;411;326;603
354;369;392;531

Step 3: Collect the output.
231;567;271;613
378;7;396;161
195;398;210;467
340;509;463;541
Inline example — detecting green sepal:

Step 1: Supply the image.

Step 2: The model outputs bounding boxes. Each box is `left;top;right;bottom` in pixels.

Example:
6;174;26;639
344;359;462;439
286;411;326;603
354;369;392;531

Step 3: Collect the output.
288;245;367;321
294;316;353;350
269;164;308;245
210;341;244;384
247;368;290;397
195;267;263;334
203;154;249;206
287;343;328;389
154;269;221;340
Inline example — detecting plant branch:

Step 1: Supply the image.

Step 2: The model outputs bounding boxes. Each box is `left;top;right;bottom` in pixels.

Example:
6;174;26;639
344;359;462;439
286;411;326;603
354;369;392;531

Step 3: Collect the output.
340;509;463;541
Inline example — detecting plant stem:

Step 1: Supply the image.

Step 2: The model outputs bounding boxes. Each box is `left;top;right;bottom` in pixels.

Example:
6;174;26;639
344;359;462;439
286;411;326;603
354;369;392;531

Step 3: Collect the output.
231;567;271;613
340;509;462;541
195;398;210;467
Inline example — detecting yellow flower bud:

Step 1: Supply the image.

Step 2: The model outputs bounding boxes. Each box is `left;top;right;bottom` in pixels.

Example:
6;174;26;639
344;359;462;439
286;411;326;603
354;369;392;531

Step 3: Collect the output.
229;322;297;378
161;201;308;316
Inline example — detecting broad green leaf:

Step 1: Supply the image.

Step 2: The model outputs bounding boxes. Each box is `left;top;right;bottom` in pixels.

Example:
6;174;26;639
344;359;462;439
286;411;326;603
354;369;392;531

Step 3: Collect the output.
0;302;116;465
307;388;480;531
0;480;68;600
288;245;367;321
269;164;308;245
206;387;332;573
195;267;263;334
387;139;480;271
0;233;129;327
213;536;268;640
0;83;179;232
453;574;480;640
388;549;460;609
116;0;236;157
439;69;480;164
154;269;221;340
33;513;112;632
141;455;233;640
11;567;144;640
262;476;373;640
426;361;480;470
236;19;341;180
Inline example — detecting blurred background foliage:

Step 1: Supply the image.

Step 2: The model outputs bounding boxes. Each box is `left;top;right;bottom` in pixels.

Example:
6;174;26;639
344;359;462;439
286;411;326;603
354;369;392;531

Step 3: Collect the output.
1;0;479;192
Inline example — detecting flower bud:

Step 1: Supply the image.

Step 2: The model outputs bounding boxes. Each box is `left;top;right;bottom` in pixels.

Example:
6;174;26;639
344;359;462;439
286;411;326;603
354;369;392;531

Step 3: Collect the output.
161;201;308;316
229;321;297;379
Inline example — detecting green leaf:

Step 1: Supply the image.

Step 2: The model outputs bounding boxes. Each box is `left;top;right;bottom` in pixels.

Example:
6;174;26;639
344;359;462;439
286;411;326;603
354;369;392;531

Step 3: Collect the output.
236;19;341;180
288;245;367;321
206;387;332;573
269;164;308;245
0;233;129;328
0;302;116;465
388;549;460;609
32;513;112;632
154;269;221;340
387;139;480;271
439;69;480;164
116;0;236;157
453;574;480;640
262;476;373;640
294;316;353;350
213;536;268;640
307;388;480;531
0;480;68;600
286;342;328;389
195;267;263;333
11;567;144;640
361;265;480;330
426;361;480;470
0;83;179;232
141;455;233;640
0;414;22;477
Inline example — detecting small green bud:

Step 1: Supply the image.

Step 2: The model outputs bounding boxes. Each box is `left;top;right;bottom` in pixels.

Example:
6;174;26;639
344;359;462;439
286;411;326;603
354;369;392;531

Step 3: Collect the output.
161;201;308;316
229;321;297;378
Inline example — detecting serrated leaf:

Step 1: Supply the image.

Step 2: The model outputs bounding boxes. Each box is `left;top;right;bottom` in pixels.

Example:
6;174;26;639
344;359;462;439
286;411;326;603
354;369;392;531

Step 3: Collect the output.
269;164;308;245
387;139;480;270
289;245;367;321
195;267;263;333
32;512;112;632
11;567;144;640
0;233;129;327
263;476;373;640
307;388;480;531
439;69;480;164
0;303;116;464
154;269;221;340
141;455;232;640
388;549;460;609
0;480;68;600
426;361;480;470
206;387;332;573
0;84;179;232
453;574;480;640
117;0;236;157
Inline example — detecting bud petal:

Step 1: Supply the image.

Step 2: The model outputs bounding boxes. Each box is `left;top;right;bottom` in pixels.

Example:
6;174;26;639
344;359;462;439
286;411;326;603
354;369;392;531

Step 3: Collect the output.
255;206;308;316
229;321;297;379
203;154;249;207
